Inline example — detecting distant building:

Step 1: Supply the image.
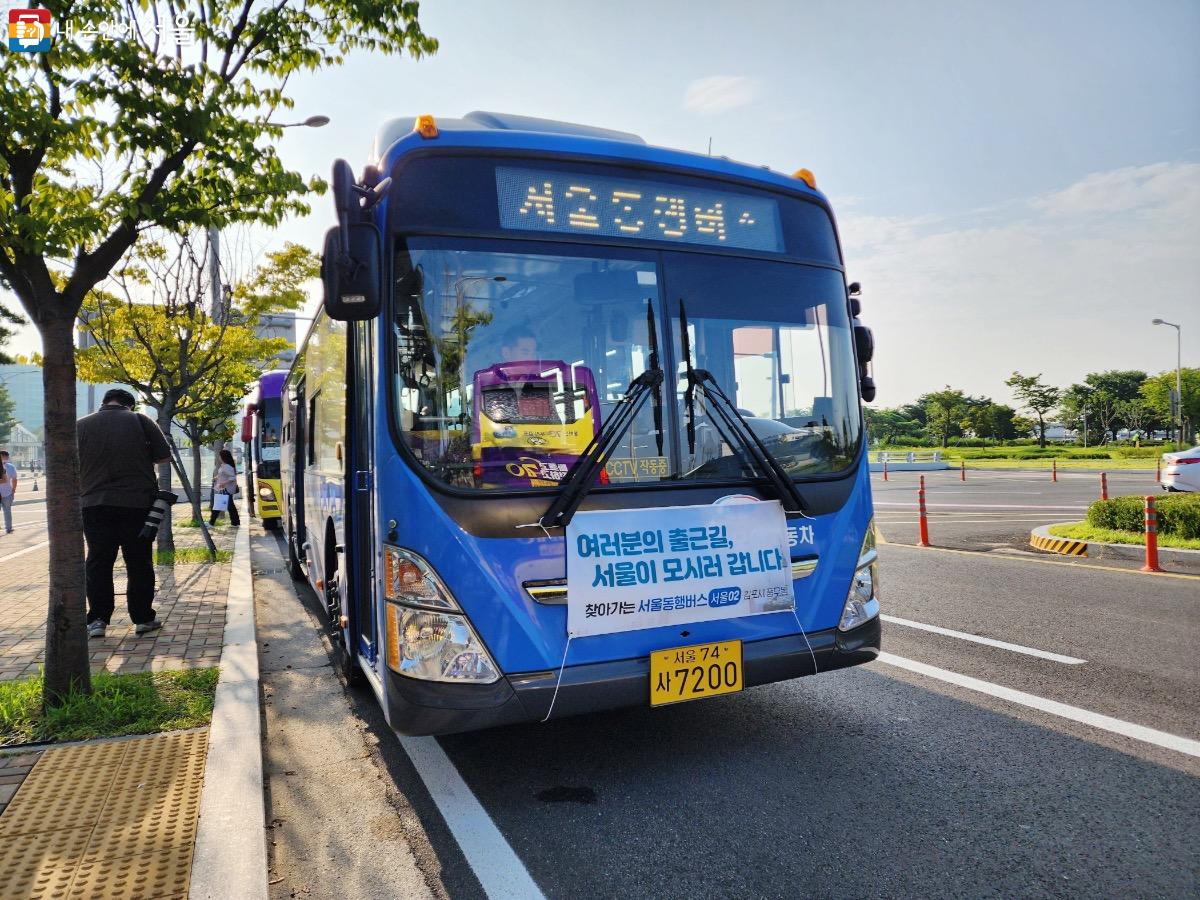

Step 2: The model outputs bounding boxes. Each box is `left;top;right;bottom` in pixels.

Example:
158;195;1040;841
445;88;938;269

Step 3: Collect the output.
0;363;134;434
4;422;42;467
1042;424;1074;442
256;312;297;364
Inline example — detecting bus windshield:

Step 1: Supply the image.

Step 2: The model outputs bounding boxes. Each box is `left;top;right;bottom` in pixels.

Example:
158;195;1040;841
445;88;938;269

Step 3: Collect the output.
390;240;860;491
258;396;282;478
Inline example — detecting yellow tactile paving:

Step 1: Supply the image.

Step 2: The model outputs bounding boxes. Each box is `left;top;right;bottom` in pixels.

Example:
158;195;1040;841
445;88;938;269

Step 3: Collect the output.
111;731;208;789
67;844;194;899
0;730;209;899
0;827;91;899
82;779;203;863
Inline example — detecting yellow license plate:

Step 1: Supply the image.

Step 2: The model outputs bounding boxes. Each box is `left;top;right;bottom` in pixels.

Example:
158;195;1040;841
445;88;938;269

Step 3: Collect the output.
649;640;743;707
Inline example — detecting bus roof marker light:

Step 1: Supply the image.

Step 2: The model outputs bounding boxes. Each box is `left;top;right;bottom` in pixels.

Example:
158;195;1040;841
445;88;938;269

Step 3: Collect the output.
793;168;817;189
414;114;439;139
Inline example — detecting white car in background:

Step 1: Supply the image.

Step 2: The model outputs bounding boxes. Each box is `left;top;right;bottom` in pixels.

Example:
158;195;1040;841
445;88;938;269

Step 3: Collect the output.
1161;446;1200;492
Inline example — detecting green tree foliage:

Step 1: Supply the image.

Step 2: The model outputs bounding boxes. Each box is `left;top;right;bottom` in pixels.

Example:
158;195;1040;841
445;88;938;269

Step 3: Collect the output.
1;0;435;703
1058;383;1097;446
962;400;1019;441
1006;372;1061;448
1083;370;1147;442
0;383;15;443
1141;368;1200;445
78;232;310;541
919;387;970;448
0;304;22;365
863;406;924;445
1011;415;1037;439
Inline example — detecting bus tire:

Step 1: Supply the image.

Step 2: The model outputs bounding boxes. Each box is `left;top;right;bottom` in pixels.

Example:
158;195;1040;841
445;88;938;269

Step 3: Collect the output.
263;517;281;532
326;568;363;686
286;522;304;581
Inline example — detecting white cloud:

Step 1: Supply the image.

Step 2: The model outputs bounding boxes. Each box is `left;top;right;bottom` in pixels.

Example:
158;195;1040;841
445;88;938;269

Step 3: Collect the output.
839;162;1200;407
683;76;762;115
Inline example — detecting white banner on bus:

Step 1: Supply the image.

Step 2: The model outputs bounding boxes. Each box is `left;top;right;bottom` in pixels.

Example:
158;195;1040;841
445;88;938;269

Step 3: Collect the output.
565;501;794;638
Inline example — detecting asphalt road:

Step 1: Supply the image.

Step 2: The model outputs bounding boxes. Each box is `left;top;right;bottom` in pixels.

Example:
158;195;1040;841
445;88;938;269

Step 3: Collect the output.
0;495;49;559
870;469;1200;571
252;472;1200;900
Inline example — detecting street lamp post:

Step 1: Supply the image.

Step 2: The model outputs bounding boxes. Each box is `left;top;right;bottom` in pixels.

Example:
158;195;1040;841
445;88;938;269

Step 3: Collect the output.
1152;318;1183;446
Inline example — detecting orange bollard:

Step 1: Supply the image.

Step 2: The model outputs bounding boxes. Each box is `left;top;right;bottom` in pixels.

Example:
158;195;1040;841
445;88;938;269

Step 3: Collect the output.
883;458;889;481
917;485;931;547
1052;459;1057;483
960;459;966;481
1142;495;1162;573
1100;472;1108;501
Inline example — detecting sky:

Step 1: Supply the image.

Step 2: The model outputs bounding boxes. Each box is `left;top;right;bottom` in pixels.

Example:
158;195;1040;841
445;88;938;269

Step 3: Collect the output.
6;0;1199;408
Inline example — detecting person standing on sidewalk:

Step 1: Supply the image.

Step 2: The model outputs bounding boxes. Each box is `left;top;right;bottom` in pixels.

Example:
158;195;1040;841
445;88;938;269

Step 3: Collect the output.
77;389;172;638
0;450;17;534
209;448;241;527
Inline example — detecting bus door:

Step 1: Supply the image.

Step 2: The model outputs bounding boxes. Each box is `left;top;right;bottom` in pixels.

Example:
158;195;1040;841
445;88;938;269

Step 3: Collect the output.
350;320;379;666
292;381;307;558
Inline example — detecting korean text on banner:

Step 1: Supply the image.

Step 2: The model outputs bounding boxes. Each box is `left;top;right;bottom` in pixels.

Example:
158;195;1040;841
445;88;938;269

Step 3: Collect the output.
566;501;794;638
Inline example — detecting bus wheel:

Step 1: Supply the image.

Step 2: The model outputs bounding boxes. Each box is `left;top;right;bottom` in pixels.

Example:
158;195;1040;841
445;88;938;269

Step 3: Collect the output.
286;524;304;581
263;517;281;532
325;570;363;686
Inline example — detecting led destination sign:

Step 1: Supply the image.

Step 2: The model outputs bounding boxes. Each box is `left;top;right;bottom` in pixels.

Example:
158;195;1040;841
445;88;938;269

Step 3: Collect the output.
496;166;783;252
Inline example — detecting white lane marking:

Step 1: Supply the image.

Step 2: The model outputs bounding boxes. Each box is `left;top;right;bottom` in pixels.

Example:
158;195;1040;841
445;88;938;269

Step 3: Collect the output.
0;539;50;564
399;735;546;900
875;653;1200;758
881;615;1086;664
875;502;1088;510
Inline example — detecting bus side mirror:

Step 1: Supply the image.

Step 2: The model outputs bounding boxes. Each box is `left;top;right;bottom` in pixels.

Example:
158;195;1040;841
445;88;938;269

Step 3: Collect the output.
322;224;382;321
853;324;874;364
860;375;876;403
852;322;876;403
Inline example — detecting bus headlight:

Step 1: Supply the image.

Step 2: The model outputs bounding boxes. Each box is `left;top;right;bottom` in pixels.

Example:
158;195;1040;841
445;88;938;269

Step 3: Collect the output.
258;484;276;501
386;606;500;684
382;546;500;683
839;522;880;632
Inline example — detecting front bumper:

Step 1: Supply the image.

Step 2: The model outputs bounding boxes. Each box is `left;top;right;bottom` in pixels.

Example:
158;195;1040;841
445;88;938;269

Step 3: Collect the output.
384;616;882;736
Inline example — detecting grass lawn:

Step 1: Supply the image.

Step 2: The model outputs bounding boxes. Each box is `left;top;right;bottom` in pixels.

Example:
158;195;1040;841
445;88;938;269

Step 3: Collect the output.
0;668;219;746
155;548;233;565
1048;521;1200;551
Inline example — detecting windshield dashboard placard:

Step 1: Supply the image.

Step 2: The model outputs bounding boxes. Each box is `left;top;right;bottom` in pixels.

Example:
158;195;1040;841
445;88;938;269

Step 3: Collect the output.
496;166;783;252
566;501;794;637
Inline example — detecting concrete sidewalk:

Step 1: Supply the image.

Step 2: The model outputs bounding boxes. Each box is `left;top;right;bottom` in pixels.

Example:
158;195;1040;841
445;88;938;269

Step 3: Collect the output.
0;510;235;681
0;517;263;899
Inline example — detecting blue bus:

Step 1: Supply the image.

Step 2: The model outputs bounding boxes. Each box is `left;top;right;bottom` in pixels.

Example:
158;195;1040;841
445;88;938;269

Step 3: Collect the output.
281;112;880;735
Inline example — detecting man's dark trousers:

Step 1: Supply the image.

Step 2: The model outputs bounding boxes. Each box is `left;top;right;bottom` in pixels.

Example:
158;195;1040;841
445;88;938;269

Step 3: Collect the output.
83;505;156;626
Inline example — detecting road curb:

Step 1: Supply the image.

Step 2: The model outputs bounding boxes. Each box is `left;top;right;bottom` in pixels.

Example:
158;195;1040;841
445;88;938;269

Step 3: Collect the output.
189;525;268;900
1030;523;1200;564
1029;526;1088;556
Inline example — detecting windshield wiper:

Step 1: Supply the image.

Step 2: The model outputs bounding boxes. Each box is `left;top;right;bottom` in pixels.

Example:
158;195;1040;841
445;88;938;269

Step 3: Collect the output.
540;299;663;528
678;298;807;515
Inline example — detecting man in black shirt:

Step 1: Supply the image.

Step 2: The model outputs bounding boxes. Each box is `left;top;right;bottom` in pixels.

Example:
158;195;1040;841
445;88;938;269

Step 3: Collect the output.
77;389;172;638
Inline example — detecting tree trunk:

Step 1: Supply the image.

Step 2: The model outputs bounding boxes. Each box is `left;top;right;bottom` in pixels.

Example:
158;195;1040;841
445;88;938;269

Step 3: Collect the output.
156;404;176;556
39;314;91;704
190;432;203;524
1037;414;1046;448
